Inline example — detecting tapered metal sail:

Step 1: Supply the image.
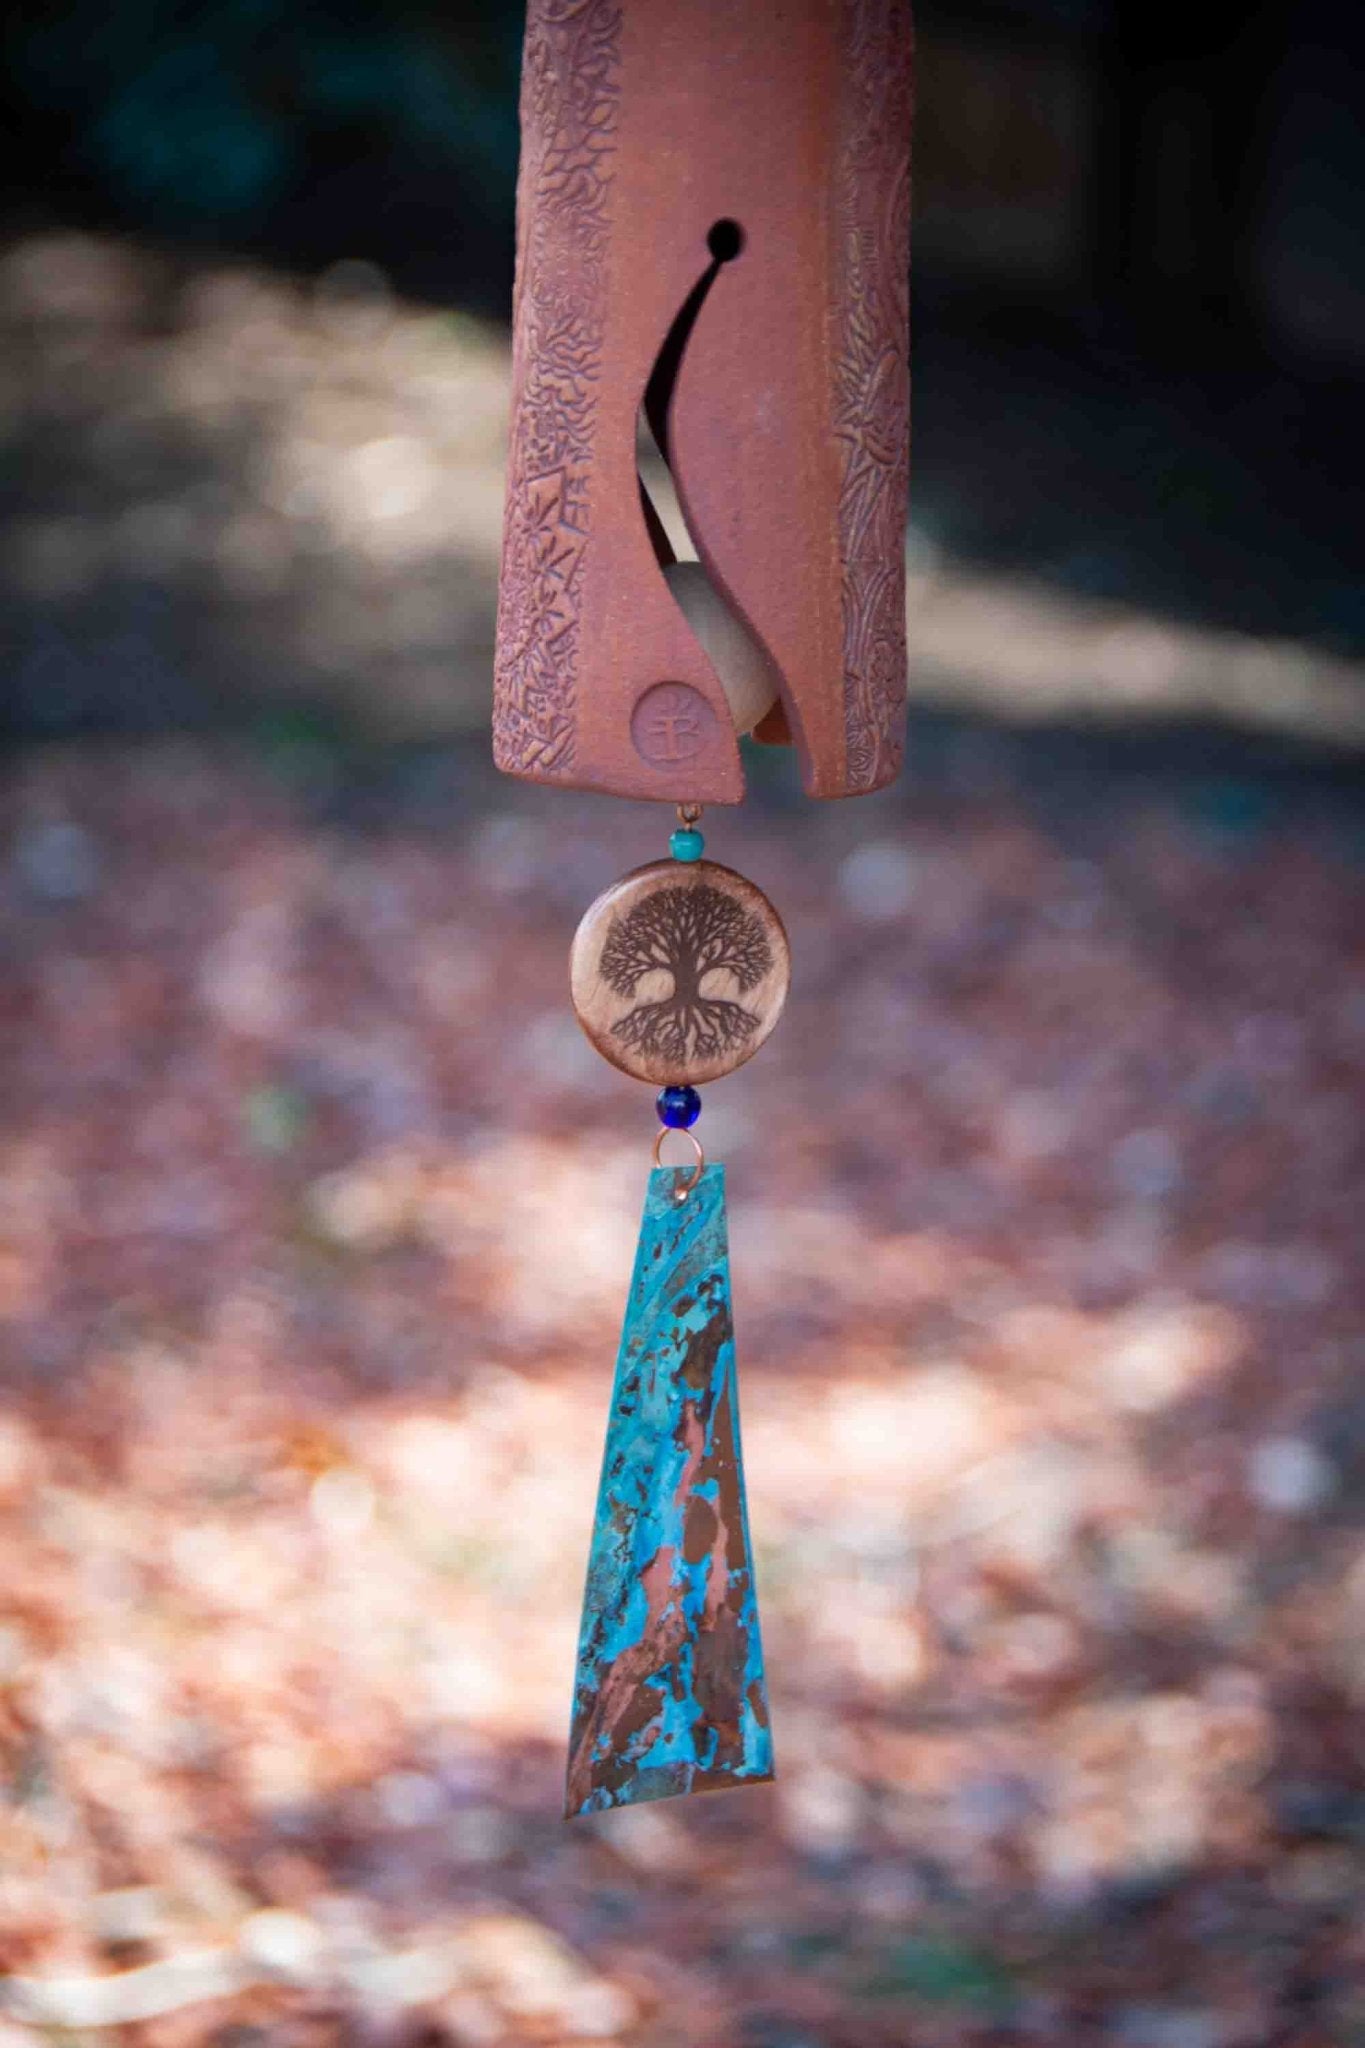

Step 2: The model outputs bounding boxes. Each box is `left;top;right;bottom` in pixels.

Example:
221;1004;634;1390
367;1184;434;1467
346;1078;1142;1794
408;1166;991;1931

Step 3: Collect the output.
566;1164;772;1816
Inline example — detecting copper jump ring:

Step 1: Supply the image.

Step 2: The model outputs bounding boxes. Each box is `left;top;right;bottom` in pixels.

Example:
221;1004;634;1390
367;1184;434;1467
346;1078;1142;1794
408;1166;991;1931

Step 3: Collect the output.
676;802;704;828
652;1124;705;1201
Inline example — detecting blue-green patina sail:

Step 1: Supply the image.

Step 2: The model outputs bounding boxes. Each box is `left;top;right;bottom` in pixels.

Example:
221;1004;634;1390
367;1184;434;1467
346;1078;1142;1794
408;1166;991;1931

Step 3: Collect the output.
566;1164;772;1816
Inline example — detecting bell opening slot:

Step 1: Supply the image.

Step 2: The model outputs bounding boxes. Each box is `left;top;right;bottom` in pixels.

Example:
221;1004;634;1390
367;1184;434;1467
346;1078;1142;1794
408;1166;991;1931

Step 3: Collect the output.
637;220;744;567
634;220;784;742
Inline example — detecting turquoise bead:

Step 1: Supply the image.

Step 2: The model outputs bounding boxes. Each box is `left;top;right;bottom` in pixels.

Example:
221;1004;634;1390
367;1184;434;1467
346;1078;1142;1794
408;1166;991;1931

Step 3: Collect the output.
669;827;705;862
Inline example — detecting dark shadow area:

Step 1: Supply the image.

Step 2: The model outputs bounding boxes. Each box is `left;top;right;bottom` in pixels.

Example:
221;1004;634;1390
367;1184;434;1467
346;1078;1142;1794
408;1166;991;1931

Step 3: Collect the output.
910;0;1365;652
0;0;523;313
911;303;1365;654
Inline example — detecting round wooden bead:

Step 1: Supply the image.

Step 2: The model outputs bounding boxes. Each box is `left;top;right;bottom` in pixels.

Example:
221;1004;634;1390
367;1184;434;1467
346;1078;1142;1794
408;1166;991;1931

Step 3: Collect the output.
570;858;790;1086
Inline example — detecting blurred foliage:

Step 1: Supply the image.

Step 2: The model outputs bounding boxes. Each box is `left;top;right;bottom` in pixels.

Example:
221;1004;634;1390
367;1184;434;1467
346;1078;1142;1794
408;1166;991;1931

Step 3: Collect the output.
6;0;522;297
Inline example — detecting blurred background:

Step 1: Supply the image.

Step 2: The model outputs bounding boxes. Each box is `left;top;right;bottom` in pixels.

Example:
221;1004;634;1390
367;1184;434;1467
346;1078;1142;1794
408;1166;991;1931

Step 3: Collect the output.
2;4;1365;2045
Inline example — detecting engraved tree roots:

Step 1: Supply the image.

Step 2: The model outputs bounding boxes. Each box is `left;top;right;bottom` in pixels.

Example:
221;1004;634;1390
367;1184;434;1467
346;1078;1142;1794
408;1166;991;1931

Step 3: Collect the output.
599;885;772;1066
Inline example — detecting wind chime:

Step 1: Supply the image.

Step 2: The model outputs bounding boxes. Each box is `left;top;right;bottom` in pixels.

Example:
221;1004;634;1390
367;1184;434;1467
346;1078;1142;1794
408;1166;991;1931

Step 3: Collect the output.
494;0;912;1816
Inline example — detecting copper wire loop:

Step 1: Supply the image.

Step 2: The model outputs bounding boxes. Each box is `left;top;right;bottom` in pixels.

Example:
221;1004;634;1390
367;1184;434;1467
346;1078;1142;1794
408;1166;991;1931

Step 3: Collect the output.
652;1124;705;1200
675;802;704;828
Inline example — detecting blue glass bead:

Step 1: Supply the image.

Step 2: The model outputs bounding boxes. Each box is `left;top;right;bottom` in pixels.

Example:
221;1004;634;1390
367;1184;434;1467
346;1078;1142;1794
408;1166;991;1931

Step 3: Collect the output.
656;1084;701;1129
669;827;705;862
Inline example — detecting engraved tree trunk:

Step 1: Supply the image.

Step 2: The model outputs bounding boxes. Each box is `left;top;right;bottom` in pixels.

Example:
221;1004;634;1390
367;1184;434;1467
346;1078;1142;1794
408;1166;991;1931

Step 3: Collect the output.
598;883;773;1068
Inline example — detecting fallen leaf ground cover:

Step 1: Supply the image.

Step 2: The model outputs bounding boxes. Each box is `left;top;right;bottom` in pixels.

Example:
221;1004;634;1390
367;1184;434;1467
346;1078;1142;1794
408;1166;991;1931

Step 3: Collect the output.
1;732;1364;2047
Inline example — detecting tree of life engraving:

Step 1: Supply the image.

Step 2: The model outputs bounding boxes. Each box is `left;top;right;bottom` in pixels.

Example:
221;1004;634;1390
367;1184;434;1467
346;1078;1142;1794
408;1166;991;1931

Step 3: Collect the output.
599;885;773;1066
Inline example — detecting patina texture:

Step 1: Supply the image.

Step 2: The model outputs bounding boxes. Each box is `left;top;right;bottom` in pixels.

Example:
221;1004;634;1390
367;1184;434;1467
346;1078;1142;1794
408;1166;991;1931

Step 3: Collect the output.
566;1165;772;1816
493;0;912;803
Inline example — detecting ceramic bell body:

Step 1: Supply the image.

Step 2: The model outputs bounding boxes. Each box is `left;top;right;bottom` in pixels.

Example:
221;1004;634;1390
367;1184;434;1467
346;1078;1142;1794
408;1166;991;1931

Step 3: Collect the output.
493;0;913;804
